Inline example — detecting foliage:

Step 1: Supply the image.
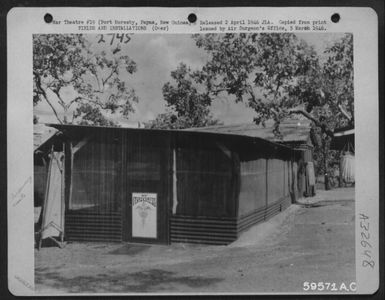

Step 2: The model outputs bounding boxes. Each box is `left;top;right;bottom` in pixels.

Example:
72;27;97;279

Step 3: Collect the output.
312;33;354;177
76;103;118;127
192;33;353;137
33;34;138;125
147;33;353;180
191;33;354;183
321;33;354;128
145;63;221;129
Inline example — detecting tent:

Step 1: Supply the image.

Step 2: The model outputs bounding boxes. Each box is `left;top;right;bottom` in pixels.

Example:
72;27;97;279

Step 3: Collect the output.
331;125;355;186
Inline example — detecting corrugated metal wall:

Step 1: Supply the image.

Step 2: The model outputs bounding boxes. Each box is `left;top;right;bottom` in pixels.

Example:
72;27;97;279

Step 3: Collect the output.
267;159;286;205
70;138;120;213
170;215;238;245
58;127;303;245
66;211;122;242
238;159;267;216
170;136;238;245
170;135;299;245
65;134;122;242
237;152;295;235
65;130;171;244
175;146;235;218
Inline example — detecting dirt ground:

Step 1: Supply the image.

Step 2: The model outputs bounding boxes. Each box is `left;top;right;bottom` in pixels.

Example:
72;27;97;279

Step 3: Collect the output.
35;187;355;294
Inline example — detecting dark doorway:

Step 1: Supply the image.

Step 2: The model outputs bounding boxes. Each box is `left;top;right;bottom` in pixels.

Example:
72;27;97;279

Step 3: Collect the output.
121;133;170;244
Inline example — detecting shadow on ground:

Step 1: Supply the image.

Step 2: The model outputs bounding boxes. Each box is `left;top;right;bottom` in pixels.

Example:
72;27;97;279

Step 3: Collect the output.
300;199;354;208
108;244;151;255
35;267;223;293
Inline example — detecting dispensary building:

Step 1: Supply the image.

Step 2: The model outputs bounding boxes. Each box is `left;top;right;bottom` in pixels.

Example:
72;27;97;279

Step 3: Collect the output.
34;124;308;245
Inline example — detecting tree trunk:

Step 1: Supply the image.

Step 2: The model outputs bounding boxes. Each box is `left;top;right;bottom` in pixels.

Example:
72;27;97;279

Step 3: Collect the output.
323;137;330;190
338;150;343;187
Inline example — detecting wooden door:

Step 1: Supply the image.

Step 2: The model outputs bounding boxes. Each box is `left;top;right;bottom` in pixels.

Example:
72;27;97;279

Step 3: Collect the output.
122;134;170;244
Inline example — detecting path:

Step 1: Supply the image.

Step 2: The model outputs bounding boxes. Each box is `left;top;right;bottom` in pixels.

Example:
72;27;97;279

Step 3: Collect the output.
35;188;355;294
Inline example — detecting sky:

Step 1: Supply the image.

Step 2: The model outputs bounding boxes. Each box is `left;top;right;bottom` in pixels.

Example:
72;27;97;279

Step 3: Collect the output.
34;33;346;127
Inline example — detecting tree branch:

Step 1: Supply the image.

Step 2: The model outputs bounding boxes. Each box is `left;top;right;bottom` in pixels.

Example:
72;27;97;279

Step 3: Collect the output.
273;76;282;101
338;104;353;121
43;95;63;124
102;65;118;87
66;96;108;110
34;72;63;124
210;87;232;95
89;70;102;92
246;84;258;104
288;108;333;137
50;89;67;108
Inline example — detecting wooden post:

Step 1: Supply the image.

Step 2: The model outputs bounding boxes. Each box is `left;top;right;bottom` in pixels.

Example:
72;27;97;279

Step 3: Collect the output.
60;144;65;246
68;142;74;211
265;159;268;220
339;150;343;187
283;161;286;197
172;148;178;214
38;146;53;250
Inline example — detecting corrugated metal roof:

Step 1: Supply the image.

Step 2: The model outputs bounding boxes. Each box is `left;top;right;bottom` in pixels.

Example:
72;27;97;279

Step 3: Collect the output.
185;119;312;143
47;123;298;152
330;126;354;150
334;125;354;134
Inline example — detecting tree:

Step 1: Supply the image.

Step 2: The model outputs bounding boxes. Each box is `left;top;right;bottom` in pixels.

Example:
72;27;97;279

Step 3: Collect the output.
311;33;354;186
191;33;353;188
321;33;354;128
145;63;221;129
33;34;138;126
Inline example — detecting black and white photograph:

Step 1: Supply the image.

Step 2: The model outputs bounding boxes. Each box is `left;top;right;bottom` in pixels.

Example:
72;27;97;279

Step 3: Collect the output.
7;7;379;296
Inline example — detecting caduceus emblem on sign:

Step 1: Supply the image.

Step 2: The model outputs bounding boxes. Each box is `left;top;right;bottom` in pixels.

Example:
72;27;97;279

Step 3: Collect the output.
136;201;151;228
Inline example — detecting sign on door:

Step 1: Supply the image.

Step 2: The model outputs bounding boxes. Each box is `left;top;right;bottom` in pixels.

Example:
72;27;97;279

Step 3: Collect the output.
132;193;157;238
